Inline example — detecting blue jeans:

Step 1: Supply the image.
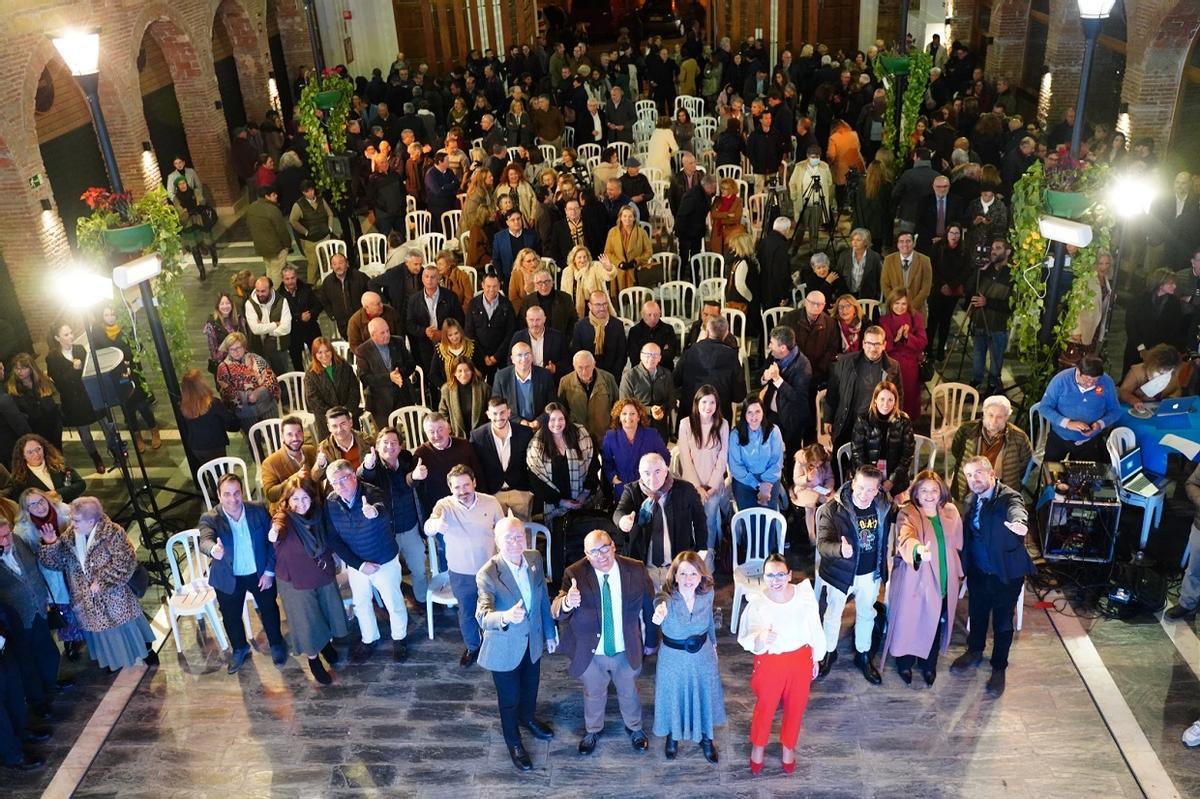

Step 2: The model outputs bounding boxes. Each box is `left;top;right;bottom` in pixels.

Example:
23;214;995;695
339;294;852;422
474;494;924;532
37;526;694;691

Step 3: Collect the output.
732;480;785;513
972;331;1009;387
448;571;482;651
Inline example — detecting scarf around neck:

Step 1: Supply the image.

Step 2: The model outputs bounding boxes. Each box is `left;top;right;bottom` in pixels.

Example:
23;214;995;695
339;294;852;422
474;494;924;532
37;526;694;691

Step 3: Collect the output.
588;315;607;355
286;510;327;561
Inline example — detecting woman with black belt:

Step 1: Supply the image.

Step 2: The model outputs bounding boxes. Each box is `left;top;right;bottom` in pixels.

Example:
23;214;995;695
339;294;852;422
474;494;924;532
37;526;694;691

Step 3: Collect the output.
651;551;725;763
44;323;108;474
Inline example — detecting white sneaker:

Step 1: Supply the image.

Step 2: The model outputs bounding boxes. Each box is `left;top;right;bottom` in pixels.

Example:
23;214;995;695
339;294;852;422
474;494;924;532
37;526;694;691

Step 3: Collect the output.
1183;720;1200;748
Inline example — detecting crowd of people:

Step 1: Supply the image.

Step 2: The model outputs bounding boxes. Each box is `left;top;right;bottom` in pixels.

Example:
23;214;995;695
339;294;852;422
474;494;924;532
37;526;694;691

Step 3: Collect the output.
4;19;1200;775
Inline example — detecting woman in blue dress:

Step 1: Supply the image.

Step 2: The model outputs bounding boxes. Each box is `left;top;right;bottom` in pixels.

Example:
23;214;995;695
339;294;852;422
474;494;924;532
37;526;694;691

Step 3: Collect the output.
601;398;669;502
651;550;726;763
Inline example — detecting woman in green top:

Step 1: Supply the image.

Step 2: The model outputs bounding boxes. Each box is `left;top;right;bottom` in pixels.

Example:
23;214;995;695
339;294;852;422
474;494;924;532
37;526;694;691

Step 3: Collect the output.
302;337;362;440
881;470;964;686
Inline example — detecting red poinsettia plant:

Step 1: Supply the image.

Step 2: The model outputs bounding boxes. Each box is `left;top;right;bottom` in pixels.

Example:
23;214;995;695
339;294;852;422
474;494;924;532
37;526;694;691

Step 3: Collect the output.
80;187;138;226
1043;145;1093;192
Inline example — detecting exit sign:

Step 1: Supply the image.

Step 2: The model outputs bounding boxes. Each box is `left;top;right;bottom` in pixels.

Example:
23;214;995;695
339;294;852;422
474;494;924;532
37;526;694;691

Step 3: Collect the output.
27;173;41;189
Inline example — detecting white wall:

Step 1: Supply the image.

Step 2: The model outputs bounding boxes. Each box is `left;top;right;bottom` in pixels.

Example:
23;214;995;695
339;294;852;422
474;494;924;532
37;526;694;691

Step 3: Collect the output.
313;0;399;76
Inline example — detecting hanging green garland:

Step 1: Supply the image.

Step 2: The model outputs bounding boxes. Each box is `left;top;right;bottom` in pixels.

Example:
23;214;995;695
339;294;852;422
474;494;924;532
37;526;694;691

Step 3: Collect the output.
296;70;355;208
1008;159;1114;403
878;49;932;164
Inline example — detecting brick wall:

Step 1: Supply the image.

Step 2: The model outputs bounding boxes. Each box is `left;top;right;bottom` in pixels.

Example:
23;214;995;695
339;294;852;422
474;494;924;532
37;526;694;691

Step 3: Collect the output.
1123;0;1200;150
1043;0;1086;126
0;0;313;336
984;0;1030;83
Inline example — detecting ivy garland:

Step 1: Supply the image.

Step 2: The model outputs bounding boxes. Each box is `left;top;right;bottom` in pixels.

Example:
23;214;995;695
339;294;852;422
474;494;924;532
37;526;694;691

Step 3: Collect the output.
76;187;192;372
1008;160;1114;402
296;71;355;208
879;50;933;164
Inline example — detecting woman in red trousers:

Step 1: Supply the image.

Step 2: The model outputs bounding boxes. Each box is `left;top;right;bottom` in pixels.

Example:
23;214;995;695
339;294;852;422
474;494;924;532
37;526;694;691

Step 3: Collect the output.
737;553;827;775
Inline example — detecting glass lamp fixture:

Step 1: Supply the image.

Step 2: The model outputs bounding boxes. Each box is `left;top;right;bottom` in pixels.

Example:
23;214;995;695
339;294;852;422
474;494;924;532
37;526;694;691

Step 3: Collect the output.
1076;0;1116;19
51;29;100;76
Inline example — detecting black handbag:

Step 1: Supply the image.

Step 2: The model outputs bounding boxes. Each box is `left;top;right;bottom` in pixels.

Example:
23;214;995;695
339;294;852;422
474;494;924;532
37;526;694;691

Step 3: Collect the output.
128;563;150;599
198;204;218;231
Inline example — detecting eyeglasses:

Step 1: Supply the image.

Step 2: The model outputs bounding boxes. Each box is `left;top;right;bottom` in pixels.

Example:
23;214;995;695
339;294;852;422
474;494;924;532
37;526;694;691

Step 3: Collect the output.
586;544;613;557
534;278;553;285
329;474;354;485
764;572;790;581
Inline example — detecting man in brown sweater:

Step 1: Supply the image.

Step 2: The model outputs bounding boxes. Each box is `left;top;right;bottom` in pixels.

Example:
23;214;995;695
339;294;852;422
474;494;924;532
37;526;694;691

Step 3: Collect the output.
261;416;318;502
346;291;405;352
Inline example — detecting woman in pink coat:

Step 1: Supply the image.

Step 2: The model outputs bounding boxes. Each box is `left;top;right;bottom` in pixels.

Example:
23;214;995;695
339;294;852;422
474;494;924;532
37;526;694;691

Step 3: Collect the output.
882;471;963;686
879;288;928;421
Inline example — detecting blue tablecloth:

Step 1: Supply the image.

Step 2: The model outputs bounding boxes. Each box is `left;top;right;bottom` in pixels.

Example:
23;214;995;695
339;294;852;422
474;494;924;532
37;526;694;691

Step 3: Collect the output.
1119;401;1200;474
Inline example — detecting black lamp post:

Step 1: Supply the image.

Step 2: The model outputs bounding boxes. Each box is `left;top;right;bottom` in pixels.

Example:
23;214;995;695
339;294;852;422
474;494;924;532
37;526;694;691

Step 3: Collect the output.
1038;0;1116;342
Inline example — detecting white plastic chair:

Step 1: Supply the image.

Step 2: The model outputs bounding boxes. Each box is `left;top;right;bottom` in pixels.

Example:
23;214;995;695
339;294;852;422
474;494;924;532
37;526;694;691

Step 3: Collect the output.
441;210;462;241
507;146;523;163
858;298;881;321
930;382;980;454
635;99;657;120
525;522;553;580
661;315;689;344
761;307;791;347
912;434;938;481
836;442;854;485
638;220;653;240
1023;402;1049;484
419;233;447;265
659;281;698;321
389;405;430;450
316;239;346;283
413;365;427;408
357;233;387;268
721;306;748;377
459;265;479;296
747;193;767;238
165;529;229;653
538;143;557;164
247;418;283;500
651;252;681;283
612;142;631;164
690;252;725;284
425;535;458;639
698;277;726;305
196;457;250;511
577;143;601;162
644;167;665;185
814;388;831;450
1106;427;1166;550
734;179;750;209
617;315;636;333
407;210;432;239
716;164;742;181
360;261;386;278
729;508;787;632
276;371;316;435
619;286;653;322
561;127;574;149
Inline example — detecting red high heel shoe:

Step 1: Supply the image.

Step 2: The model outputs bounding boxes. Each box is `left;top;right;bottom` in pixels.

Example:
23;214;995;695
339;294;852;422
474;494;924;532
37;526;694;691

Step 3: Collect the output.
782;759;796;774
749;758;764;775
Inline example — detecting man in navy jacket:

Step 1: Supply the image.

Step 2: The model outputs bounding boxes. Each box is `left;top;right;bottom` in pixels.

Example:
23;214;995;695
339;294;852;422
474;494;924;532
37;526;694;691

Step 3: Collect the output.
951;455;1035;697
199;473;286;673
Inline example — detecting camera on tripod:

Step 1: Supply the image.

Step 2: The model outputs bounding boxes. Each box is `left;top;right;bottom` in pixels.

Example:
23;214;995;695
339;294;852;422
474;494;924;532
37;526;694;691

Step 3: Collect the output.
972;241;992;270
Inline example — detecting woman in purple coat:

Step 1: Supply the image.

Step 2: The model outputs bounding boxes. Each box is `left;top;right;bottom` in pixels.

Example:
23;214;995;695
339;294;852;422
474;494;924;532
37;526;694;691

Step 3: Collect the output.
879;288;929;422
601;398;669;502
881;470;963;686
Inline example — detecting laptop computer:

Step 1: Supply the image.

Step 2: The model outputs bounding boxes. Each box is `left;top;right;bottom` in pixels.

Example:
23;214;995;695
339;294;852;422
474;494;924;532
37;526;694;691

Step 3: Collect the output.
1118;447;1158;498
1155;396;1198;417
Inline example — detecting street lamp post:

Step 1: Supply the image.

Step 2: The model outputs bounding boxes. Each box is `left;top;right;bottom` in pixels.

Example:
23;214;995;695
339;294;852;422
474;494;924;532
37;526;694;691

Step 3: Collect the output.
1039;0;1116;342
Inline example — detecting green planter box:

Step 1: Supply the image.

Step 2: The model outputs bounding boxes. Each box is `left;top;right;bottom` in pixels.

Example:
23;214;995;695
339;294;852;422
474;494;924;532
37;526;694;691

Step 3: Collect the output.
313;90;344;111
102;222;155;253
1044;190;1090;219
879;56;911;75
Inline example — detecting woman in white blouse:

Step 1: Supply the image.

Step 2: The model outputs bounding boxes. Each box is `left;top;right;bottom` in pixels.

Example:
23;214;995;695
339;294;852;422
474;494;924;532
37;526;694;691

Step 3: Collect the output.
737;554;826;776
676;385;730;571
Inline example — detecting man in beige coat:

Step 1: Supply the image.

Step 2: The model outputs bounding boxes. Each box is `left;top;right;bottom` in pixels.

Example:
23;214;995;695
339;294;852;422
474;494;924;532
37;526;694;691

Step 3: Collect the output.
881;231;932;318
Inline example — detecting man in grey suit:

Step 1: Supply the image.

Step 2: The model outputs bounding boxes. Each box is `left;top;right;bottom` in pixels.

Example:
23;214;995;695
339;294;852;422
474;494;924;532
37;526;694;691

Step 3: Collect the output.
603;85;636;144
476;516;558;772
552;529;657;755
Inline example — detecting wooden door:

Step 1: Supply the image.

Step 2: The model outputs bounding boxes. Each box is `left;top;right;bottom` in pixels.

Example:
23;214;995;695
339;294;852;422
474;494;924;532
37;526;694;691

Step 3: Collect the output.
817;0;860;55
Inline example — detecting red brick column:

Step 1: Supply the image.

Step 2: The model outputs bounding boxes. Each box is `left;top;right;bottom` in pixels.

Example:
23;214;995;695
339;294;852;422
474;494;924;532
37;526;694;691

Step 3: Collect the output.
984;0;1031;86
1122;1;1200;150
217;0;274;123
272;0;315;93
950;0;979;46
1043;0;1086;127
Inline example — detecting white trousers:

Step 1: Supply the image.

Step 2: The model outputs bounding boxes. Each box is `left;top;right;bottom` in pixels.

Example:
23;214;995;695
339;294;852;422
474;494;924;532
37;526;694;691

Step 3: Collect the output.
346;556;408;644
822;572;882;654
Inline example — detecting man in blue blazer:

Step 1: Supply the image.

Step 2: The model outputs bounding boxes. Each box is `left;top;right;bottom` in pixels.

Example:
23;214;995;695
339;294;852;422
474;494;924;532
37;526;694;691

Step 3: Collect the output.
470;397;535;520
198;472;287;673
491;209;541;284
476;516;558;771
491;342;555;427
950;456;1035;698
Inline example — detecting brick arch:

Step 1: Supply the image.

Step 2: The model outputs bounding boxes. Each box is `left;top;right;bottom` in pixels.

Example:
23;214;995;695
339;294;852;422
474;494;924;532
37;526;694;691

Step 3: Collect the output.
133;6;240;206
1123;0;1200;147
983;0;1032;84
214;0;273;122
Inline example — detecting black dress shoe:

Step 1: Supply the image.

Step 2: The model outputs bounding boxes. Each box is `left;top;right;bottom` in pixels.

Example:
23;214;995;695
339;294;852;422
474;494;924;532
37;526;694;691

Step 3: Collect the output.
3;754;44;771
854;651;882;685
55;678;75;690
523;719;555;740
227;646;251;674
817;650;837;678
898;668;913;685
700;736;718;764
950;650;983;673
23;726;52;743
664;735;678;759
578;732;600;755
308;657;332;685
627;727;649;751
459;648;479;667
509;743;533;772
143;648;159;668
1166;604;1198;621
321;643;343;668
985;668;1007;698
392;641;408;662
923;669;937;686
270;643;289;666
349;641;376;664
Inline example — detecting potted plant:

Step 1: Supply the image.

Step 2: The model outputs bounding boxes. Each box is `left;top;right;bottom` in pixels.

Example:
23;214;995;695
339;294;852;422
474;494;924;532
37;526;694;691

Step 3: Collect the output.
1043;146;1093;218
79;187;156;252
296;69;356;207
878;54;912;75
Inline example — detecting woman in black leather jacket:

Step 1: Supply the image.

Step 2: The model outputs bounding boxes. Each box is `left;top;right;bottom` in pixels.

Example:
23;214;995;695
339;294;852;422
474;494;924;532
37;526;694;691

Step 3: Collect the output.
850;380;915;498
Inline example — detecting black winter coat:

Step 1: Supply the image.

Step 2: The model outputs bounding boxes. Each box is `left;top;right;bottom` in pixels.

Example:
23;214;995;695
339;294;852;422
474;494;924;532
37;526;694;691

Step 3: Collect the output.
851;411;915;494
815;483;893;593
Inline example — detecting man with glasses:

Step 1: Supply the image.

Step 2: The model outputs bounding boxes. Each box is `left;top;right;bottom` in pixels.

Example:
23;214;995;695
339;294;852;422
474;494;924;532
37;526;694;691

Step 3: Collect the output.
492;342;555;428
783;291;839;391
823;325;901;453
519;269;578;334
1036;353;1121;463
570;291;627;377
323;459;409;663
619;342;676;442
552;530;657;755
625;300;680;371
